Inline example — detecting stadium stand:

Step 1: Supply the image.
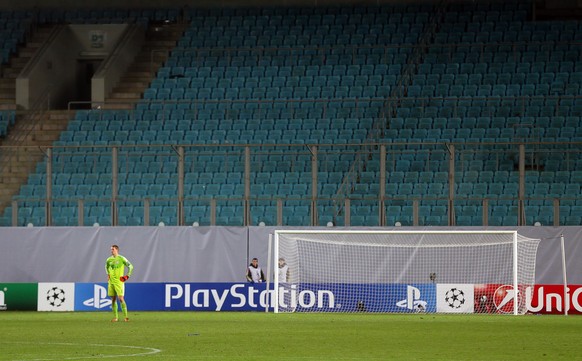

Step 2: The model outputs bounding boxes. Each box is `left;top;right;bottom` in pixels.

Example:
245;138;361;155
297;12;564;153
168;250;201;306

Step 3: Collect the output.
1;1;582;227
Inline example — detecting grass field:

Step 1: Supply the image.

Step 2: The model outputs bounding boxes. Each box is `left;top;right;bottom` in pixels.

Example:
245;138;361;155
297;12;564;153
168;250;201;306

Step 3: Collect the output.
0;311;580;360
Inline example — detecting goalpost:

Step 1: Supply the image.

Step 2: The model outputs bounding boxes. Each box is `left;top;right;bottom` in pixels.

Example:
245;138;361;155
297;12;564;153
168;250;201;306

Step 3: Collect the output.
273;230;541;315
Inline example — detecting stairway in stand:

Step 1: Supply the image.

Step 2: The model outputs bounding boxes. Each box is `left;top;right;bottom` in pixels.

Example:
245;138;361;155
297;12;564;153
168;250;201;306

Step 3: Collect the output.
104;22;188;109
0;110;74;217
0;22;187;223
0;25;56;110
0;25;61;222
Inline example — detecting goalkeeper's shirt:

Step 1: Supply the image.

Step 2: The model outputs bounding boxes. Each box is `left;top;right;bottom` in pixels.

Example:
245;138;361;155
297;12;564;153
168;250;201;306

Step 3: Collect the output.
106;255;133;283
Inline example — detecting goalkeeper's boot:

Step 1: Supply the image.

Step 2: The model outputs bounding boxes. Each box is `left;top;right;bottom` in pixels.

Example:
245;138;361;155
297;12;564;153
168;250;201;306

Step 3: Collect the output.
111;318;118;322
124;317;129;322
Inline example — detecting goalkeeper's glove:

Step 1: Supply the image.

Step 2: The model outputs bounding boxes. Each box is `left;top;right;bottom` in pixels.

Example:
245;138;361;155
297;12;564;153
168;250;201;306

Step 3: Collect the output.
120;275;129;282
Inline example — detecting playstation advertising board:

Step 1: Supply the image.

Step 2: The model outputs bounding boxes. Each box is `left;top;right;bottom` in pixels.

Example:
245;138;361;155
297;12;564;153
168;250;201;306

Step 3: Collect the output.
3;282;582;314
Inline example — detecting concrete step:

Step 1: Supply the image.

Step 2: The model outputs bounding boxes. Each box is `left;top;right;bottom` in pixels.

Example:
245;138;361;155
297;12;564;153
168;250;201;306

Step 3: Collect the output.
2;69;20;78
120;73;151;80
0;159;40;172
0;80;15;90
4;132;47;143
108;92;142;99
138;53;171;64
46;110;75;119
0;103;16;110
0;184;22;195
0;174;30;184
105;98;141;106
18;48;36;58
134;54;165;62
118;81;150;88
34;132;63;142
144;40;177;48
0;153;39;164
129;64;156;72
5;111;70;139
106;91;142;99
101;102;135;110
10;57;30;68
117;80;150;89
124;71;153;78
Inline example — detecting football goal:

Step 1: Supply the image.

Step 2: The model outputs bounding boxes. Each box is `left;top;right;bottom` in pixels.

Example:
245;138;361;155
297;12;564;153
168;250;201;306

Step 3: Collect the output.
272;230;541;315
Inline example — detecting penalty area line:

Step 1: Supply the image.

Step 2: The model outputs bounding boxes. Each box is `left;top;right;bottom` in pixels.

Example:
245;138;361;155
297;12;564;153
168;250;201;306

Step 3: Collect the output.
3;342;161;361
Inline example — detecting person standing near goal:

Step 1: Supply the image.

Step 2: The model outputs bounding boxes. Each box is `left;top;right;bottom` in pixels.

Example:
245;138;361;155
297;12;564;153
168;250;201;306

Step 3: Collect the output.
278;257;290;283
106;244;134;322
246;257;265;283
278;257;295;312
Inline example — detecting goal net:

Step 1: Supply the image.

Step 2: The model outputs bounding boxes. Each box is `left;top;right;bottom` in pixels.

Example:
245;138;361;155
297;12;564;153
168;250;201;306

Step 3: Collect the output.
273;230;541;315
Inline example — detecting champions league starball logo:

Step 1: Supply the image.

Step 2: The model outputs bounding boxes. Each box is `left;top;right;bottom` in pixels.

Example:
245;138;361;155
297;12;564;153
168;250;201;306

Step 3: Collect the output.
444;288;466;309
46;287;66;307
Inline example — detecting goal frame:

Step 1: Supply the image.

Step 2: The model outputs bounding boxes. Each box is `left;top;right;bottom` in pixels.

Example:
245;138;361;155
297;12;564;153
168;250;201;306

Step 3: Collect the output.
272;229;521;315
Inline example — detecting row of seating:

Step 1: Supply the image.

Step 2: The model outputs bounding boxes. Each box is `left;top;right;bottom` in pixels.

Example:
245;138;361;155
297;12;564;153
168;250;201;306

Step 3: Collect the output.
36;8;179;24
154;75;394;90
159;64;406;78
413;69;582;84
26;167;582;184
8;199;582;227
17;173;582;197
144;85;392;100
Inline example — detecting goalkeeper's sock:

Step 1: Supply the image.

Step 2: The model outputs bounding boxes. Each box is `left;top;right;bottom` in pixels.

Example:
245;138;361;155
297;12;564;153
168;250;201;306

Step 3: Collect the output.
112;302;119;320
121;301;128;319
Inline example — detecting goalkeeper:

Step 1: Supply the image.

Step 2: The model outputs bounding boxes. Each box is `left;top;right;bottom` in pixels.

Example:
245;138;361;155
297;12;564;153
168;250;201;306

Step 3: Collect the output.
105;244;134;322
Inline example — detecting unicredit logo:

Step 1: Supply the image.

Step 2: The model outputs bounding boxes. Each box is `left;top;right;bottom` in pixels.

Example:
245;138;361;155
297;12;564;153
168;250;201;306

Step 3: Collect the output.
83;285;112;309
493;285;517;313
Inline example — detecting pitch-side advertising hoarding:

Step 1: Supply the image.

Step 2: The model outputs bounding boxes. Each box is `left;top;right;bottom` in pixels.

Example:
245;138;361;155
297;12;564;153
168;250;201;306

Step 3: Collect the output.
2;283;580;314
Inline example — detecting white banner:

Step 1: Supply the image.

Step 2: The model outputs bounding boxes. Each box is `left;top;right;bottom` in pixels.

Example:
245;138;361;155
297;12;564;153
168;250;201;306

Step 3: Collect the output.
0;226;581;285
0;226;250;283
38;283;75;311
437;284;474;313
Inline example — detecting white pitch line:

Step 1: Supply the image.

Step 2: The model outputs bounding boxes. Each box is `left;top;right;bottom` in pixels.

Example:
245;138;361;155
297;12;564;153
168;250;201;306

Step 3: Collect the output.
4;342;161;361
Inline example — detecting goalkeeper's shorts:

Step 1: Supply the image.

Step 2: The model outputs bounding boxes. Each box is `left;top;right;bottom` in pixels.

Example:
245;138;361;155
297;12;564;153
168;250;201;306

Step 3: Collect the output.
108;281;125;297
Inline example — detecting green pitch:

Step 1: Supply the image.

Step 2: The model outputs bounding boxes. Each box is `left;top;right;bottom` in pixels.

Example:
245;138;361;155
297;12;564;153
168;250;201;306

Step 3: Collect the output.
0;312;580;360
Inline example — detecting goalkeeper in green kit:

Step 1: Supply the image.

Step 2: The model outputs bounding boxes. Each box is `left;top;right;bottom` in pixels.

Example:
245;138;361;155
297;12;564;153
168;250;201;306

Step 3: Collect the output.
106;245;134;322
